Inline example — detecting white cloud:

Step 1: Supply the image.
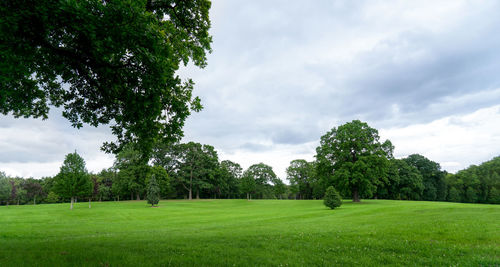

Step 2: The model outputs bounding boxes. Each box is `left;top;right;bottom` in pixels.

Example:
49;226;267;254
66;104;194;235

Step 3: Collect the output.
380;105;500;173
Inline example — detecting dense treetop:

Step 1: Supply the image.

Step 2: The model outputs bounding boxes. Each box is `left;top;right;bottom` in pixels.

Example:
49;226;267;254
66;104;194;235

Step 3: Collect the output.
0;0;212;156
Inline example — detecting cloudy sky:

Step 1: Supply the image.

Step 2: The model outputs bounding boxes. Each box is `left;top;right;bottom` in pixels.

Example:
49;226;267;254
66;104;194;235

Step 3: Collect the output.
1;0;500;179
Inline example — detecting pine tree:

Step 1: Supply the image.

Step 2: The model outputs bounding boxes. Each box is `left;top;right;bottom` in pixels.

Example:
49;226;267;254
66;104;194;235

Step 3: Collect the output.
324;186;342;209
146;175;160;207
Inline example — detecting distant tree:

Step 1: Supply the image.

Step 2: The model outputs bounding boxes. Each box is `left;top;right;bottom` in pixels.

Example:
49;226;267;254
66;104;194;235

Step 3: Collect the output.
149;166;170;199
146;174;160;207
53;152;91;209
0;173;11;205
23;178;44;204
243;163;278;199
323;186;342;209
447;187;461;203
45;191;60;203
240;172;256;200
273;178;287;199
392;159;424;200
154;142;219;200
286;159;315;199
316;120;393;202
465;187;478;203
404;154;446;201
488;187;500;204
114;145;150;200
0;1;212;156
219;160;242;199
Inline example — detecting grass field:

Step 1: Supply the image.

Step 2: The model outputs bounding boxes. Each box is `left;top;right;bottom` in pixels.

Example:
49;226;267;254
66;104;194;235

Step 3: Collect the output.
0;199;498;266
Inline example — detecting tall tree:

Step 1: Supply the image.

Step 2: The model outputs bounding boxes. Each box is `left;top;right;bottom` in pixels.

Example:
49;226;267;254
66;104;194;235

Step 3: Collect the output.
23;178;44;205
0;0;212;156
404;154;446;201
53;152;91;209
114;145;150;200
286;159;316;199
146;174;160;207
242;163;277;199
0;172;11;205
154;142;218;200
219;160;243;199
316;120;393;202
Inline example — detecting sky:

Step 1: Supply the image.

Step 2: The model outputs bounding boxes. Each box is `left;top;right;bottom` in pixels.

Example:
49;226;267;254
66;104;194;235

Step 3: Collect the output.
1;0;500;180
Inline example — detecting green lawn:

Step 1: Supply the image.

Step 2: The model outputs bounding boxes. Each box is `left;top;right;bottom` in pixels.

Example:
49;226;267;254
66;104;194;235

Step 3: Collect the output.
0;199;498;266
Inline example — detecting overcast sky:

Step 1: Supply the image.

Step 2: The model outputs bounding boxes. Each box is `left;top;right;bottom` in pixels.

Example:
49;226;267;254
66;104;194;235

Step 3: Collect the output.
1;0;500;180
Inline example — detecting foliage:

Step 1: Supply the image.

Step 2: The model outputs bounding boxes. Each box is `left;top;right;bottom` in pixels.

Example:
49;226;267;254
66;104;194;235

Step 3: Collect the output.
286;159;318;199
323;186;342;209
45;191;60;203
0;0;212;156
154;142;219;199
242;163;278;199
146;174;160;207
0;173;11;204
53;152;91;208
316;120;393;202
113;145;150;200
23;178;44;204
403;154;446;201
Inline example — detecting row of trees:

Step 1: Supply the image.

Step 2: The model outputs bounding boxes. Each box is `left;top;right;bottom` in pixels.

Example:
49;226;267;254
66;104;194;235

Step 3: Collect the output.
1;121;499;206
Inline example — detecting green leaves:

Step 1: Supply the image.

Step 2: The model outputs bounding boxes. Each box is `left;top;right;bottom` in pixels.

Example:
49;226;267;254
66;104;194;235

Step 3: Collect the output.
0;0;212;157
316;120;393;201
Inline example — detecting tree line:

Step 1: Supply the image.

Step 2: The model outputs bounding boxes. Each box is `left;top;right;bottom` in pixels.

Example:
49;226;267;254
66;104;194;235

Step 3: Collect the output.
1;120;499;206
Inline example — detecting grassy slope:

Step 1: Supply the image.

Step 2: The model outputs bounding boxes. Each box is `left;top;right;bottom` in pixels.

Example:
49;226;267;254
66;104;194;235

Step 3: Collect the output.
0;200;498;266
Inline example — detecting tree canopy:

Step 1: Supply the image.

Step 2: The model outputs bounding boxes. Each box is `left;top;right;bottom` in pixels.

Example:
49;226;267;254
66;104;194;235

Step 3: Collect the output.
53;151;91;209
0;0;212;156
316;120;393;202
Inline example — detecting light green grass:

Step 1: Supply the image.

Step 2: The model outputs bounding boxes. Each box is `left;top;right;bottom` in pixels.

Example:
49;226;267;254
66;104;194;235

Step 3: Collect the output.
0;199;498;266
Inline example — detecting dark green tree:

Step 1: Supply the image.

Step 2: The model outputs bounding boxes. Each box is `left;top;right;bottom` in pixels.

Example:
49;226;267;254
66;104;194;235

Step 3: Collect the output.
316;120;393;202
273;178;287;199
146;174;160;207
323;186;342;209
23;178;44;205
219;160;242;199
286;159;316;199
447;187;461;202
0;0;212;156
404;154;446;201
154;142;218;200
0;172;11;205
53;152;91;209
240;171;256;200
243;163;278;199
114;145;150;200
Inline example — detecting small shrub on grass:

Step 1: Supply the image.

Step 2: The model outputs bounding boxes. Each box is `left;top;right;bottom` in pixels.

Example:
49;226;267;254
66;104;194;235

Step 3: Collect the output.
146;175;160;207
324;186;342;209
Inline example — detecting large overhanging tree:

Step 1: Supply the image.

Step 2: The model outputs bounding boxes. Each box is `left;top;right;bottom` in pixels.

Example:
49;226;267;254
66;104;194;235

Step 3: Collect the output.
0;0;212;156
316;120;394;202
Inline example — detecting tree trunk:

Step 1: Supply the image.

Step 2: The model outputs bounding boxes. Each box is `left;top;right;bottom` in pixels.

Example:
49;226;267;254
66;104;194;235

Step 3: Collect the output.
188;188;192;200
136;194;140;200
196;190;200;199
246;192;249;200
130;192;133;200
70;197;74;210
89;198;91;208
353;188;360;202
117;195;120;201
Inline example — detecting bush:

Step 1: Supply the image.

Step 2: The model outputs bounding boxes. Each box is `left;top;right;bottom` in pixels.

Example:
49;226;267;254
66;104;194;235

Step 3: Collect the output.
324;186;342;209
146;175;160;207
45;191;60;203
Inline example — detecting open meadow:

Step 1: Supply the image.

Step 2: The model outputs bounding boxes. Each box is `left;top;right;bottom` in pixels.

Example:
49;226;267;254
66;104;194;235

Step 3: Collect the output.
0;199;498;266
